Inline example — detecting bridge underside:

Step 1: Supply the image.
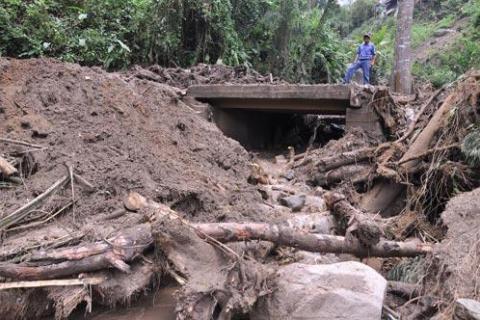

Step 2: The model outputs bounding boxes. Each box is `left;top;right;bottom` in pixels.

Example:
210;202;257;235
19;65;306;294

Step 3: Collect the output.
187;84;380;149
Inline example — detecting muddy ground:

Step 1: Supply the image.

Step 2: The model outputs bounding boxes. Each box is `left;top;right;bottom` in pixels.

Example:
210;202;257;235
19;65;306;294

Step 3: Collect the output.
0;58;281;224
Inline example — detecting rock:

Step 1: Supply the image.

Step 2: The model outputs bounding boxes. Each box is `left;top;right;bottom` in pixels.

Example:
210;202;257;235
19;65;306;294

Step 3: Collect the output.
274;155;287;164
251;262;387;320
282;169;295;180
124;192;147;211
455;299;480;320
278;194;306;212
434;28;455;37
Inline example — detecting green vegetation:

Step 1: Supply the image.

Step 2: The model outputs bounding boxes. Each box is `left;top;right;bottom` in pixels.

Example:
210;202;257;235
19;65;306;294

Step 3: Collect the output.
411;14;456;49
412;0;480;87
1;0;479;86
0;0;349;83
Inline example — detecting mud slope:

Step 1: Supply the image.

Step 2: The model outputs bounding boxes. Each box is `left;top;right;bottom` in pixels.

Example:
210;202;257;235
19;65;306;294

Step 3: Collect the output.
0;58;273;224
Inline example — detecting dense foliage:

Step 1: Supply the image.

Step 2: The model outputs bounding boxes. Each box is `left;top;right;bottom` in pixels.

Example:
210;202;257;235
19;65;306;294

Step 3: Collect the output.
0;0;349;83
1;0;479;85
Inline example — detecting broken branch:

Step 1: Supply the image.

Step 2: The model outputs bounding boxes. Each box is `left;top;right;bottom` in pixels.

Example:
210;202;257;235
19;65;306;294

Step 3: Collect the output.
0;156;17;177
0;174;70;231
0;137;44;149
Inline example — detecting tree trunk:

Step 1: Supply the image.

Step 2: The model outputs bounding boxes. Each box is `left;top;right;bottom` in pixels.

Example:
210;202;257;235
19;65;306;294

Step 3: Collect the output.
314;147;375;172
324;192;384;246
313;164;372;186
392;0;414;94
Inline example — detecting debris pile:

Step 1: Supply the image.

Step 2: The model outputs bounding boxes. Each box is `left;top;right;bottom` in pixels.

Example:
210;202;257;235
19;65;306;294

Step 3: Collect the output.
1;57;480;320
130;63;285;89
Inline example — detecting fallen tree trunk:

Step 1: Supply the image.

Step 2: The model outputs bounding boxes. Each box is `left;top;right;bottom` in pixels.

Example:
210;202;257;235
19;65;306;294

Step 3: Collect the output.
313;164;372;186
324;192;383;246
146;196;271;319
314;147;375;172
0;224;152;280
195;214;335;239
29;243;110;262
0;198;433;282
23;214;333;263
196;224;432;258
360;87;465;215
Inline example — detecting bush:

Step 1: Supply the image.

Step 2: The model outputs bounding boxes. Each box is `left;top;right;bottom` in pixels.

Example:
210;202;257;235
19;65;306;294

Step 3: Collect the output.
0;0;347;82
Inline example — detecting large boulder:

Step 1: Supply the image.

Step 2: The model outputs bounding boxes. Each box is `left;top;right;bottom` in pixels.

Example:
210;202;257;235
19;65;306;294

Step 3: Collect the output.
455;299;480;320
251;261;387;320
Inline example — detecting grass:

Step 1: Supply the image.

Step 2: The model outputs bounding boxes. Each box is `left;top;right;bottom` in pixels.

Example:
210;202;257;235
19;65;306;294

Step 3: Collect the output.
412;14;456;48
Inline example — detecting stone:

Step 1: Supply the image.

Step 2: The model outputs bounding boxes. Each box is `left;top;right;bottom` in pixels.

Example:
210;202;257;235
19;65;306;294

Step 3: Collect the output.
455;299;480;320
434;28;455;37
251;262;387;320
282;169;295;181
278;194;306;212
124;192;147;211
274;155;287;164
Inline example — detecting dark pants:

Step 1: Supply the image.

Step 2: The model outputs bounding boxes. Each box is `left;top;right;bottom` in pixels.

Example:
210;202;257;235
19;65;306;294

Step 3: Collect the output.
343;60;371;84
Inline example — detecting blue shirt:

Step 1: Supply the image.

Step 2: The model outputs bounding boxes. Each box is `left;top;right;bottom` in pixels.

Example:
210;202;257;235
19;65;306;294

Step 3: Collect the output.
357;43;376;60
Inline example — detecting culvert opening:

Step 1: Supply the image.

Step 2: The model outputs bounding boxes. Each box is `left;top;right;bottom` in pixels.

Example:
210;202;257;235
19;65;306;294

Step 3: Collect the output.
212;107;345;152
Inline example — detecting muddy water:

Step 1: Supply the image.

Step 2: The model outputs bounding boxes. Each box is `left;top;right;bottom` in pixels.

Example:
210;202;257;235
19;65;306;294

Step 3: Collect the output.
74;287;177;320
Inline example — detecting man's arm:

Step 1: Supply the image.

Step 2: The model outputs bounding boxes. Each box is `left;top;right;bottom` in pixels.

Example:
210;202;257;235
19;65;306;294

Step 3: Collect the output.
354;46;360;63
371;45;376;65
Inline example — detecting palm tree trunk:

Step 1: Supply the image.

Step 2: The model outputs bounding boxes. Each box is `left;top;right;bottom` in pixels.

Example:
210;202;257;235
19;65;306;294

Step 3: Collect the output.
392;0;414;94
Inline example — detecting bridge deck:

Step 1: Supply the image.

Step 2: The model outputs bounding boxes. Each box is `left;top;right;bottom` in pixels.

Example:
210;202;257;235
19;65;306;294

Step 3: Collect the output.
187;84;351;114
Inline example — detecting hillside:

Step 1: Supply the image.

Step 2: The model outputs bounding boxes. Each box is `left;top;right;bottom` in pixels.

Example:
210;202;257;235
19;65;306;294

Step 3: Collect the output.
338;0;480;86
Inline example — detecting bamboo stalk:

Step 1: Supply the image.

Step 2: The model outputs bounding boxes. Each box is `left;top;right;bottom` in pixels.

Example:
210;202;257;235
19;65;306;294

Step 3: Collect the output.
0;276;105;290
0;175;70;230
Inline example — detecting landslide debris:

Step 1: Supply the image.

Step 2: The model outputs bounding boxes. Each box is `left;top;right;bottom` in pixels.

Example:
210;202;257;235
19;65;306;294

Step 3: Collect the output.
130;63;285;89
0;58;284;319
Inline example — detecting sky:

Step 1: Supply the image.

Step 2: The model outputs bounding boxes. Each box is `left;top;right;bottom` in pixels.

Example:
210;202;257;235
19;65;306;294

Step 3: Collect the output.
337;0;356;5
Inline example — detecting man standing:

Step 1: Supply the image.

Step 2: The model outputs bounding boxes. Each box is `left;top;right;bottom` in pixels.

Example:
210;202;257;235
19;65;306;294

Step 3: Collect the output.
343;33;376;85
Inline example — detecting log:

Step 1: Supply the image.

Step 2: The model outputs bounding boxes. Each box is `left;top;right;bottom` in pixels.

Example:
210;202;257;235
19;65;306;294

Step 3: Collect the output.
196;214;335;237
0;224;152;280
28;214;333;264
324;192;383;246
0;277;105;290
313;164;372;186
0;198;432;282
29;242;110;262
196;225;432;258
146;195;270;319
396;87;445;144
314;147;375;172
0;156;17;177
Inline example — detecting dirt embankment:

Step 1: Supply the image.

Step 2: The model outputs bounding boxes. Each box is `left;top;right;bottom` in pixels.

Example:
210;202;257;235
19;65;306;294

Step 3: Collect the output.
0;57;278;224
0;58;293;319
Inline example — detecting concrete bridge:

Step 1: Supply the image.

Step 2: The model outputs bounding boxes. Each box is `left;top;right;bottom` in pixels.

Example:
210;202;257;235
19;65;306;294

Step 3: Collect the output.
187;84;380;148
